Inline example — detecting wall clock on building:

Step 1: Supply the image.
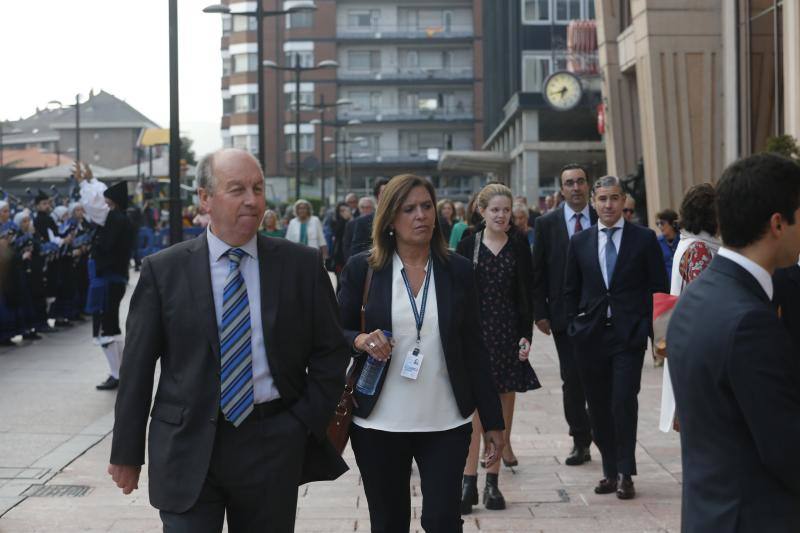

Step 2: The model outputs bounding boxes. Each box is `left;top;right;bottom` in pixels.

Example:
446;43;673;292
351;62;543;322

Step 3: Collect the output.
543;71;583;111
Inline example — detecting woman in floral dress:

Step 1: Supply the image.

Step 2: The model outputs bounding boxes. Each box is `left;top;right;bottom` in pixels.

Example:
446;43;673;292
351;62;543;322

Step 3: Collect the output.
456;183;540;513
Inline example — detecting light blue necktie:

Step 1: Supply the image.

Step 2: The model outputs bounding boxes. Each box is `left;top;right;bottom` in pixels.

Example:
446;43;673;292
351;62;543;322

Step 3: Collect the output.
602;227;619;286
220;248;254;427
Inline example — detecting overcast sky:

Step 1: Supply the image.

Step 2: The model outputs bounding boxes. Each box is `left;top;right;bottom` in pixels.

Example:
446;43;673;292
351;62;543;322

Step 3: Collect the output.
0;0;223;156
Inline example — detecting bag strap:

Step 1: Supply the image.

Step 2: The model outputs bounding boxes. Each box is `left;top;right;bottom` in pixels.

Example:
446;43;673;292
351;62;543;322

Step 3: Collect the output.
472;230;482;267
360;267;374;333
347;266;375;386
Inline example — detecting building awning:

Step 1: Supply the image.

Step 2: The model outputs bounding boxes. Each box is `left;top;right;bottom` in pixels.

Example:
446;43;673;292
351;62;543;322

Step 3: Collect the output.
437;150;511;175
137;128;170;147
10;164;113;182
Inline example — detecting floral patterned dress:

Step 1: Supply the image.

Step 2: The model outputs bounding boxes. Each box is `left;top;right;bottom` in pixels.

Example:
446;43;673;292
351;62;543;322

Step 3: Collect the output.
475;240;540;394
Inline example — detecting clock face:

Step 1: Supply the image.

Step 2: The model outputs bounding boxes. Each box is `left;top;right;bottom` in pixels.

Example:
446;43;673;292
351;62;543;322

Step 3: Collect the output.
543;71;583;111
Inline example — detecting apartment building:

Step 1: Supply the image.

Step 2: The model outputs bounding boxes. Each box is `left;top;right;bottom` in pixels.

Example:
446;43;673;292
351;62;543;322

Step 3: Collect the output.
217;0;483;201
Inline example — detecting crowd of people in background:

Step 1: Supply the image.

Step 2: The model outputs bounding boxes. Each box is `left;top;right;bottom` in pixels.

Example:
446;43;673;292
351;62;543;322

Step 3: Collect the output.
4;146;800;532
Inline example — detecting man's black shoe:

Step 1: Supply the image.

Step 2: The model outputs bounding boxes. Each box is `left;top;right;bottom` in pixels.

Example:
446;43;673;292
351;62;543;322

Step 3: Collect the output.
594;477;618;494
565;445;591;466
96;376;119;390
616;475;635;500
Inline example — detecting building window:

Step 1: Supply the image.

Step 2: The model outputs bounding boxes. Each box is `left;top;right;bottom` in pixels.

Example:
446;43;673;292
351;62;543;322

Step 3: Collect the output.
586;0;596;20
284;83;315;110
285;133;314;152
222;57;232;76
222;15;232;34
523;0;550;23
232;15;257;32
619;0;632;30
232;134;259;153
349;91;382;111
285;50;314;68
286;10;313;28
348;9;380;28
522;53;568;92
555;0;582;22
348;50;381;71
233;53;258;73
234;94;258;113
223;97;233;115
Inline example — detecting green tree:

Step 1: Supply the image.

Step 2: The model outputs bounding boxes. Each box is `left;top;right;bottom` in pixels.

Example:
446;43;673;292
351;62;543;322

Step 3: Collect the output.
765;134;800;161
179;136;197;165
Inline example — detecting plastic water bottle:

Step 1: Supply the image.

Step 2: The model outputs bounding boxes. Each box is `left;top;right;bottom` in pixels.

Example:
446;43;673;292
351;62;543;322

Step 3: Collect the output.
355;331;392;396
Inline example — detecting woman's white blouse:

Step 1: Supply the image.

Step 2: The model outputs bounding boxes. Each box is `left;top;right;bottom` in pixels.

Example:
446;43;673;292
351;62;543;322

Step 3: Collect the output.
285;216;326;249
353;253;472;432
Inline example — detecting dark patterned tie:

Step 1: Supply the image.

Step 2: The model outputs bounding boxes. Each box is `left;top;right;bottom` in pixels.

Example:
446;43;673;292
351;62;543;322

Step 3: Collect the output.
574;213;583;233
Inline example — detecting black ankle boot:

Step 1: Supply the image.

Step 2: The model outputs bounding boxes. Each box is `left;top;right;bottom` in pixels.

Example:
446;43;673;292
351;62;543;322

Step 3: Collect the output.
483;473;506;510
460;474;478;515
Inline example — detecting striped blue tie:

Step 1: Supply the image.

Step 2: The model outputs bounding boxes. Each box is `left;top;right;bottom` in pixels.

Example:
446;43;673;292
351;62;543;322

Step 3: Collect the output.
220;248;254;427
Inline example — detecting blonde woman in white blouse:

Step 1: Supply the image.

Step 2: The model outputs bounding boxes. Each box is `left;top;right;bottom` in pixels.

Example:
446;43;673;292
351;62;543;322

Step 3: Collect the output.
285;199;328;259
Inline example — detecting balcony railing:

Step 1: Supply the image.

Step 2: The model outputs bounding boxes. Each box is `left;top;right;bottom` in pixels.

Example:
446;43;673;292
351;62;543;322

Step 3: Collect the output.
337;107;473;121
337;25;474;40
345;149;445;164
338;67;474;81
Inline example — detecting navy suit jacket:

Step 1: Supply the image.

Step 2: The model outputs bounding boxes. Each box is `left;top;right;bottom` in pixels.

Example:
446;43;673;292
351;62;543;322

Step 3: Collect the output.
337;251;504;431
774;264;800;353
564;220;667;351
532;205;598;332
668;256;800;532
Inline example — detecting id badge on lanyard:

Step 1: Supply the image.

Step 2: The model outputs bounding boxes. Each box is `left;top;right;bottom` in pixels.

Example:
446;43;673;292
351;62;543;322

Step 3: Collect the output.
399;258;431;380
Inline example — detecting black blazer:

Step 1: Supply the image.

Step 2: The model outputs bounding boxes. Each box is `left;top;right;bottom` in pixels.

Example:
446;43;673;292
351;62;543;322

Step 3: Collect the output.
667;256;800;532
774;264;800;352
564;221;667;351
337;251;504;431
348;212;374;258
110;233;350;513
532;205;598;332
455;230;534;343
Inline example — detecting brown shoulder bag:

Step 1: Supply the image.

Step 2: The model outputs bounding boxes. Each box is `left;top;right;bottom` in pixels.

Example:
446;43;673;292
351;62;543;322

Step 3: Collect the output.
326;267;373;455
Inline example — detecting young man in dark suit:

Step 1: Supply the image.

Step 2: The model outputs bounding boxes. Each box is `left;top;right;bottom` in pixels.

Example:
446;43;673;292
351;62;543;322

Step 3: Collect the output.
668;153;800;532
108;149;350;532
532;163;597;465
564;175;667;499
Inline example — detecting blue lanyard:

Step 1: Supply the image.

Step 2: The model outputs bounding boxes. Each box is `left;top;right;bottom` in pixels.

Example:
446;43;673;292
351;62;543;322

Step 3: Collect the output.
400;258;432;344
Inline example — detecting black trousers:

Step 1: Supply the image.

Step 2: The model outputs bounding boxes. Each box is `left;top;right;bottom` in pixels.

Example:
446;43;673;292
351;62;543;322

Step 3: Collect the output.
159;405;308;533
101;282;126;336
553;331;592;448
351;423;472;533
576;326;644;478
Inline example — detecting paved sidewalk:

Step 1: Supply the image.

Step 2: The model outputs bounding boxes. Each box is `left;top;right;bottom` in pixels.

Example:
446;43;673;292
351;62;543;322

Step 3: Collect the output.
0;272;682;532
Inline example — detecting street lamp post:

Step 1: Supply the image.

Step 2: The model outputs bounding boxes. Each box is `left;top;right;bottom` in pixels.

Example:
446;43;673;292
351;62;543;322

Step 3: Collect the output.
203;2;316;171
263;58;338;201
48;96;81;165
168;0;182;245
309;97;353;206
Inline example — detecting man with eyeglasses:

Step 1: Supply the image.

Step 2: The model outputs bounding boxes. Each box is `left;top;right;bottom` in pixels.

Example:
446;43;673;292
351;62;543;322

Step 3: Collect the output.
533;163;598;467
623;197;637;223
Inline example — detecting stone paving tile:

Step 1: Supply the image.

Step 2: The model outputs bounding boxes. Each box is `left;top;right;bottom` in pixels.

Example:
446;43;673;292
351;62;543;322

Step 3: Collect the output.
1;299;683;531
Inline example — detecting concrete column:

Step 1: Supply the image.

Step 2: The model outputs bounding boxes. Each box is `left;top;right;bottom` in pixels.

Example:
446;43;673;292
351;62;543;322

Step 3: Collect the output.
785;0;800;142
